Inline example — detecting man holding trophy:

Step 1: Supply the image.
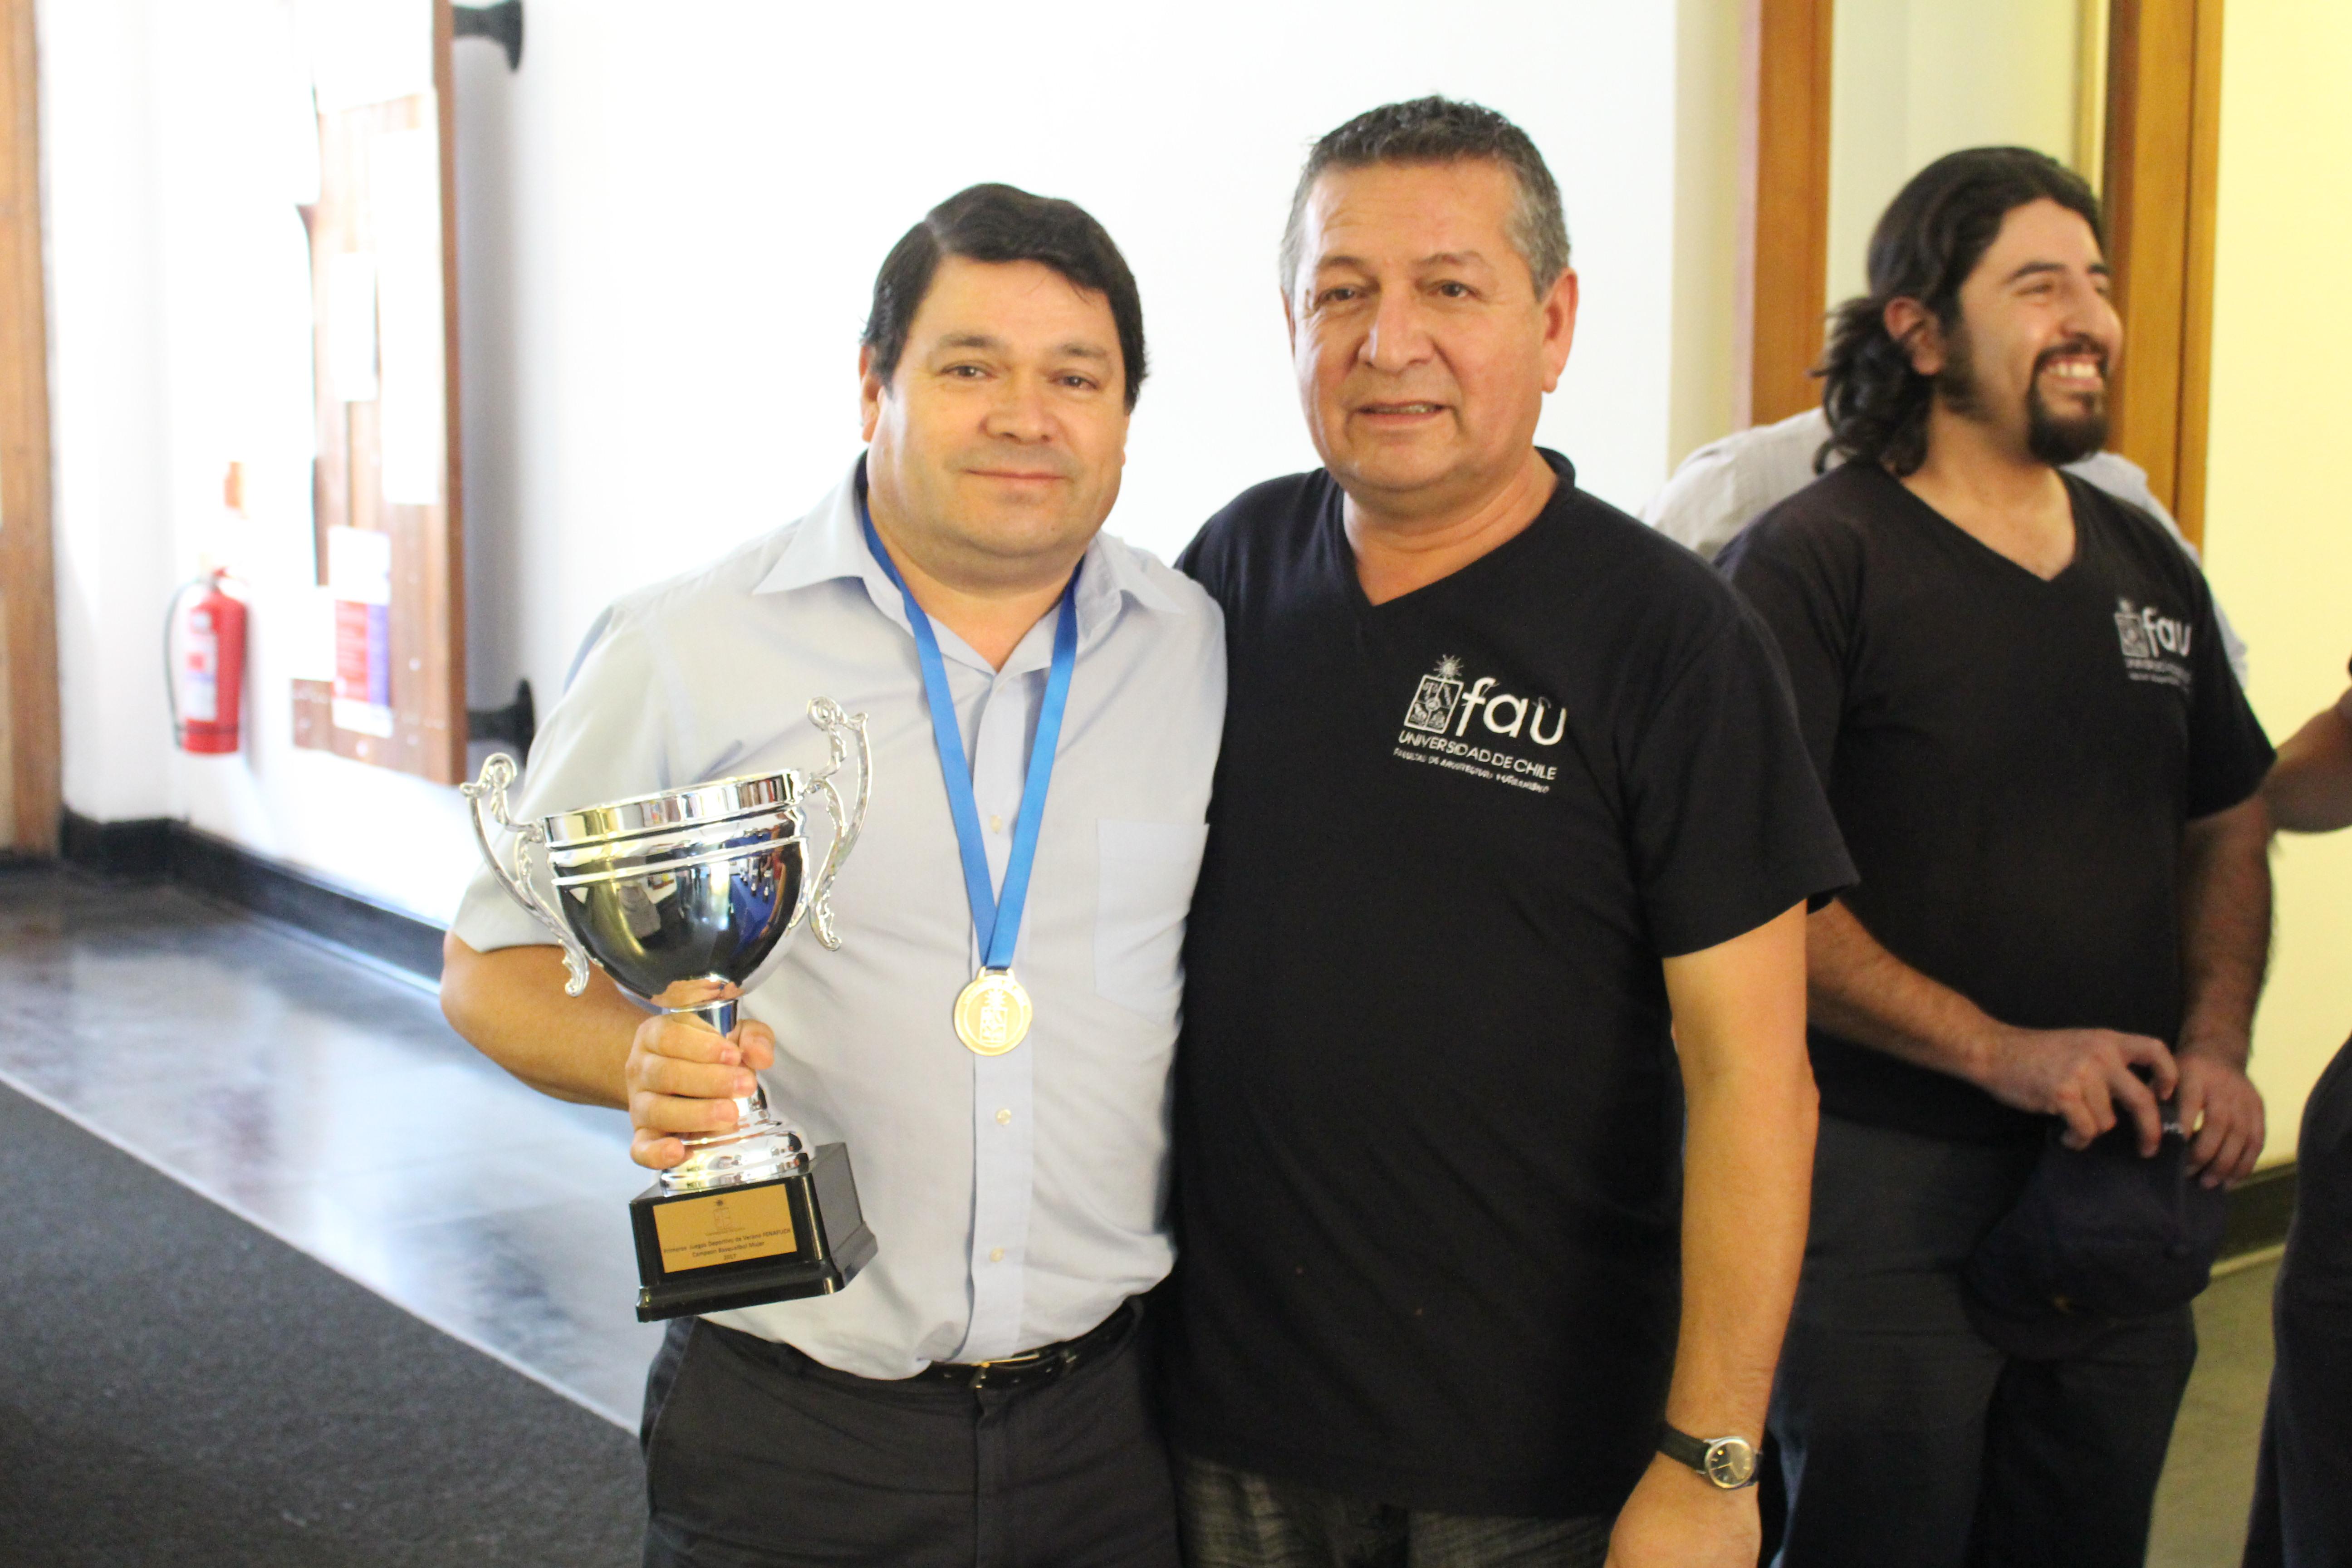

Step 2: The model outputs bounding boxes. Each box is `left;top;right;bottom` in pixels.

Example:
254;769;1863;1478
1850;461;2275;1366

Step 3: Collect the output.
440;183;1223;1567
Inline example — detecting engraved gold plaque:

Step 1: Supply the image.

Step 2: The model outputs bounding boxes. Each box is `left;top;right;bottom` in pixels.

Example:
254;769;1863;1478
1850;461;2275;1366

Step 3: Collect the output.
954;970;1032;1056
652;1184;799;1274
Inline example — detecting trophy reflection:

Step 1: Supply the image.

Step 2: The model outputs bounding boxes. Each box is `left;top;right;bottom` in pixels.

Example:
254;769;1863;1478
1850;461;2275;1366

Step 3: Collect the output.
463;697;876;1322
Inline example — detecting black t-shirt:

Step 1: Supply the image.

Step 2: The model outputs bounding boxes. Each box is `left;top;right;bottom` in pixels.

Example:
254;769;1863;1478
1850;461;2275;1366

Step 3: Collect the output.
1166;452;1854;1518
1720;465;2275;1143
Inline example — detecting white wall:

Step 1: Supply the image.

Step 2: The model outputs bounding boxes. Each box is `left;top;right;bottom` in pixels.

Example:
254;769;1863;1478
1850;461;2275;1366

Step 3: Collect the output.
42;0;174;824
460;2;1688;702
42;0;490;918
43;0;1691;922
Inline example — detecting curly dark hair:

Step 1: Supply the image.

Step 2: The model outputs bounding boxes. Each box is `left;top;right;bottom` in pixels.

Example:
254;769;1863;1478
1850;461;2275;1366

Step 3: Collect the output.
862;183;1147;411
1818;147;2102;475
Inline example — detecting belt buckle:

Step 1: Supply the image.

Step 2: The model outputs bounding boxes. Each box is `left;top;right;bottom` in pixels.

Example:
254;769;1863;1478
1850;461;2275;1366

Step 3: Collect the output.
965;1348;1046;1390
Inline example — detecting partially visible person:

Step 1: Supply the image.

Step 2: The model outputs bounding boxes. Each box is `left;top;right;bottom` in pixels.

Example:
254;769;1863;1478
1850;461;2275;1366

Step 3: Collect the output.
1166;97;1854;1568
1643;358;2249;689
1721;147;2274;1568
2244;669;2352;1568
2258;677;2352;832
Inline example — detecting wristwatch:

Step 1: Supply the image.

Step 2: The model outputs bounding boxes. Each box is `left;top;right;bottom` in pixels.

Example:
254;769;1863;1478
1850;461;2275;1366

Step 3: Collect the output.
1658;1424;1759;1490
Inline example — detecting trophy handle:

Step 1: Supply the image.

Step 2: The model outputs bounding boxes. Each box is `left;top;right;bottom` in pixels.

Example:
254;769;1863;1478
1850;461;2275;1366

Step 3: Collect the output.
803;698;870;952
461;753;593;996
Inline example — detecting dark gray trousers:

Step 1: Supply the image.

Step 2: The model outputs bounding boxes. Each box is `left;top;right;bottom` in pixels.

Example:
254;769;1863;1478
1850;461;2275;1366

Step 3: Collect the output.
1770;1116;2196;1568
1175;1454;1612;1568
640;1310;1179;1568
2244;1034;2352;1568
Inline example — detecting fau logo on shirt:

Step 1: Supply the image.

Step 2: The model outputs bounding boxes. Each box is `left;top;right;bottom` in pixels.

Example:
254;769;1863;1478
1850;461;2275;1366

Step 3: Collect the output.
1403;655;1567;743
2113;599;2194;690
1396;656;1563;795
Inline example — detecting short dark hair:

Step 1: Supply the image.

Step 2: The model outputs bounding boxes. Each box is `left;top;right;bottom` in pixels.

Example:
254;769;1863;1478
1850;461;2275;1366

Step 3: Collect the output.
1280;96;1571;298
861;183;1147;411
1818;147;2103;475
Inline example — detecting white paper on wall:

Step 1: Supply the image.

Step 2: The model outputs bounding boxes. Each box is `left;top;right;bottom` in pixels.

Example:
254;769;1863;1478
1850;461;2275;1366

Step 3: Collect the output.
332;697;397;739
297;0;434;114
326;524;392;605
326;250;378;402
372;127;443;507
327;526;396;738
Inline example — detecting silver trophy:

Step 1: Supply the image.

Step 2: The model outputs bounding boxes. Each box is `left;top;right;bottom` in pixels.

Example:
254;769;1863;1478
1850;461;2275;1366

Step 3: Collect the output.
462;696;878;1322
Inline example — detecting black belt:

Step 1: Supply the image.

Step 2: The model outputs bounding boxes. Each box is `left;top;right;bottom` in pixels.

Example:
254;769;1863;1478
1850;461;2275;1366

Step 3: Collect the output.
911;1305;1134;1391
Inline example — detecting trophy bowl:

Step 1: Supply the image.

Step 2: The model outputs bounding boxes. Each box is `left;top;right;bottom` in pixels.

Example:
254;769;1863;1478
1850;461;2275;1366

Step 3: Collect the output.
463;697;877;1322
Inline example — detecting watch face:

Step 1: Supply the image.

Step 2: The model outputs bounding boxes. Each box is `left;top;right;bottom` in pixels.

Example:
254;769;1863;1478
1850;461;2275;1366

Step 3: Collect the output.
1703;1437;1758;1489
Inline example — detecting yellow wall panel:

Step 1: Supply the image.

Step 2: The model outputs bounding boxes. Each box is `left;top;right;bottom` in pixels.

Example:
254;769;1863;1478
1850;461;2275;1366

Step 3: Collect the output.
2202;0;2352;1160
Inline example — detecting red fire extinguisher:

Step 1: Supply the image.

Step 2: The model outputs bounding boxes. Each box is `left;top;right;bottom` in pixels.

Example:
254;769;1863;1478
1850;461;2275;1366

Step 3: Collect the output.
165;570;247;754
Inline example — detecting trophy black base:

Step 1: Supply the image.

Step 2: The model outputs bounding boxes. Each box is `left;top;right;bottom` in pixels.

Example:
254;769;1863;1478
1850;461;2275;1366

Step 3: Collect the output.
630;1142;876;1323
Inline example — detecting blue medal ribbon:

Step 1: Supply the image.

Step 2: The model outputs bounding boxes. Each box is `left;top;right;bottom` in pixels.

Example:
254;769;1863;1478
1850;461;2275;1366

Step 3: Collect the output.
858;488;1078;978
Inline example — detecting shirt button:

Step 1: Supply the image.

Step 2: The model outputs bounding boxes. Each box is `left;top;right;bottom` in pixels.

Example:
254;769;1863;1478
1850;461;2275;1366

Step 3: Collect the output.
990;1247;1005;1263
988;814;1004;835
995;1107;1012;1125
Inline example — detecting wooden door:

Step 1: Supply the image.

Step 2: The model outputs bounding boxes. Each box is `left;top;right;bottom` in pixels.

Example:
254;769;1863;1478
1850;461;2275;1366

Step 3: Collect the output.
0;0;55;855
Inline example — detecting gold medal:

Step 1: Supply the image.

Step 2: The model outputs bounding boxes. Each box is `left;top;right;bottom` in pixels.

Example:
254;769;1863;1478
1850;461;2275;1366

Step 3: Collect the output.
954;969;1032;1056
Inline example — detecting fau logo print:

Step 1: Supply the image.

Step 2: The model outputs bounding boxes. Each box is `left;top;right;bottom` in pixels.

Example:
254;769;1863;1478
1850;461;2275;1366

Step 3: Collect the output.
2113;599;2193;690
1403;657;1465;733
1396;656;1563;794
1401;656;1567;744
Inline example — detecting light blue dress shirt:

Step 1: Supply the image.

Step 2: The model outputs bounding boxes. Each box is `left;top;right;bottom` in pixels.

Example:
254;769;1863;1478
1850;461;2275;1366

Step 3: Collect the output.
450;460;1225;1378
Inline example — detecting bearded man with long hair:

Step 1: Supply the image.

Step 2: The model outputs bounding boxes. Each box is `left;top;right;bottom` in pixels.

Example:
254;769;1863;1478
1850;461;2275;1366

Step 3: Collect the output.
1721;147;2275;1566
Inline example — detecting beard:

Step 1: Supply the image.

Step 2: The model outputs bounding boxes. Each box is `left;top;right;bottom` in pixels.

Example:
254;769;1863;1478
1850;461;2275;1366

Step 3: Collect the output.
2025;373;2107;466
1935;323;2109;467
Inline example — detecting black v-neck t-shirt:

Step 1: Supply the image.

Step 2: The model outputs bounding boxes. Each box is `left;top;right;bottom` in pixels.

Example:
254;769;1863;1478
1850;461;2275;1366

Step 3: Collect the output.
1165;452;1854;1517
1721;464;2274;1144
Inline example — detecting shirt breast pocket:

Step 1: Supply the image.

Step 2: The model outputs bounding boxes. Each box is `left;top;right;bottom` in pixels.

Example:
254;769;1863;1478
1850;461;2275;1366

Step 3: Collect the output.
1094;819;1210;1019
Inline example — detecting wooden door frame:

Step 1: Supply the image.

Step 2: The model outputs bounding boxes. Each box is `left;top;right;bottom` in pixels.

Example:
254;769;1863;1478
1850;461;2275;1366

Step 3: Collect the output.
1735;0;2225;546
2104;0;2225;545
1734;0;1835;430
0;0;57;856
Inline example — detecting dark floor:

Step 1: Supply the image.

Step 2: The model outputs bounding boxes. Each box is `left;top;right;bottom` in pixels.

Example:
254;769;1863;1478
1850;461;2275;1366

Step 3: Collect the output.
0;865;661;1426
0;864;2289;1563
0;1073;645;1566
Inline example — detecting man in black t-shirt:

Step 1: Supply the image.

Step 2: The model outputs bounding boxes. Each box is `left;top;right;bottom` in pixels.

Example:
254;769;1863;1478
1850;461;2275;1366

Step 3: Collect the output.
1721;149;2274;1568
1166;98;1853;1568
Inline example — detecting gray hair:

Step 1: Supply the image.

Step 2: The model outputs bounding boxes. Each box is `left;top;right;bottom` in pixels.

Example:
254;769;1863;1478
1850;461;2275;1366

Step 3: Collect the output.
1278;97;1573;301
